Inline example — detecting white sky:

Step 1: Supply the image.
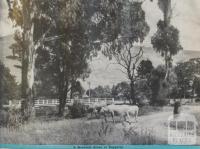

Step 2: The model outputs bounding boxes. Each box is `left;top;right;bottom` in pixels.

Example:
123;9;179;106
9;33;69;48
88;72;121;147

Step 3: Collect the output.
142;0;200;51
0;0;14;36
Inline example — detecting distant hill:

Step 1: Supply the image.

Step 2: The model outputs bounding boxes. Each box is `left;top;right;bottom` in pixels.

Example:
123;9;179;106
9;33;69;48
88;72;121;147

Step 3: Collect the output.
83;48;200;88
141;46;200;66
1;35;200;86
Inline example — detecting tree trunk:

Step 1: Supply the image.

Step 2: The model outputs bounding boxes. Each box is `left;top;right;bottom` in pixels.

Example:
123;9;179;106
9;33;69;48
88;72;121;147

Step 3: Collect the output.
58;88;68;117
183;85;186;99
164;51;169;80
21;2;35;121
70;80;75;99
58;62;69;117
130;80;135;105
160;0;172;80
21;29;36;121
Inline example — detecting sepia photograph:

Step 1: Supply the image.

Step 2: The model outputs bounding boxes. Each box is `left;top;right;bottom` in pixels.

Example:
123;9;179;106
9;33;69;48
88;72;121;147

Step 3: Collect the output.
0;0;200;146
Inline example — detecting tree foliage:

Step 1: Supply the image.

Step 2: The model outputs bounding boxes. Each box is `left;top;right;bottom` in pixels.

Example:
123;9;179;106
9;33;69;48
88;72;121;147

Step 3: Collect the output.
149;65;166;105
101;1;150;104
175;58;200;98
112;82;130;101
151;0;182;80
0;62;20;107
137;59;153;79
7;0;104;117
135;79;151;105
35;0;104;116
86;85;112;98
193;77;200;98
151;21;182;66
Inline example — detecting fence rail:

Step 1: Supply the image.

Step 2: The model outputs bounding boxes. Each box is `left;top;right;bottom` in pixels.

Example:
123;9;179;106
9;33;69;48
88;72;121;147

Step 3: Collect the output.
66;98;114;106
34;99;59;107
34;98;115;107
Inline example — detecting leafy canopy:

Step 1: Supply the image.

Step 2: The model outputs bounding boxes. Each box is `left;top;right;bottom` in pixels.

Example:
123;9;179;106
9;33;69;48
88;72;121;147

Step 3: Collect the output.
151;20;183;58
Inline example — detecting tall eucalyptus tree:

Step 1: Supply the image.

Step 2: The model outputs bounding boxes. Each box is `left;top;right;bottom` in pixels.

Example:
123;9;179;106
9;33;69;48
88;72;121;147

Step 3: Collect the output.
151;0;182;80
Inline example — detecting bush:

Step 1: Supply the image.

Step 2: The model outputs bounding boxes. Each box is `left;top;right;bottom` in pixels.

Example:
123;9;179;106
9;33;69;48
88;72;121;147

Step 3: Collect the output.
35;106;58;117
0;109;9;127
0;62;20;107
68;101;87;118
196;98;200;102
0;108;23;128
7;108;22;129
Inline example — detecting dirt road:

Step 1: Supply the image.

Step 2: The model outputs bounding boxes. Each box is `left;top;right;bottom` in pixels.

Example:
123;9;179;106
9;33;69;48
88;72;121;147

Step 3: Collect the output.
115;105;200;144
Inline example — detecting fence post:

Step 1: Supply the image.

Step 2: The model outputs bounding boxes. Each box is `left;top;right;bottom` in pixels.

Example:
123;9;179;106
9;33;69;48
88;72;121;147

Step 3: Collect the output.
9;100;12;106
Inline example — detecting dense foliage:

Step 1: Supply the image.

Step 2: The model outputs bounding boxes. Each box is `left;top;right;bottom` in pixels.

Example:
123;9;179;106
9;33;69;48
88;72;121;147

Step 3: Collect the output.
175;58;200;98
0;62;20;107
86;85;112;98
137;60;154;79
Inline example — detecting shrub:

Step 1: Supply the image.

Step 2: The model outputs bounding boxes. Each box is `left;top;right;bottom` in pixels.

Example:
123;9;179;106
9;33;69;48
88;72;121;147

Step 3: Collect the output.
68;101;87;118
35;106;58;117
0;107;23;128
0;62;20;107
7;108;22;129
0;109;9;127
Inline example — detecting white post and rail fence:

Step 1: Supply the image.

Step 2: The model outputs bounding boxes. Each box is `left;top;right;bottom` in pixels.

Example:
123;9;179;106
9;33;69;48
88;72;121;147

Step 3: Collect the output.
34;98;115;108
3;98;117;109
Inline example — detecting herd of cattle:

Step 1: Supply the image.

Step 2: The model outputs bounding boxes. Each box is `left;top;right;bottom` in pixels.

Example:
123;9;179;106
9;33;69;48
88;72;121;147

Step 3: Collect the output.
87;101;139;123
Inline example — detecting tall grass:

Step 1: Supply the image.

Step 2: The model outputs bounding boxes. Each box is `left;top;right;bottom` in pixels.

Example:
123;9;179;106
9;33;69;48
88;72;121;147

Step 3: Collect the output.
0;118;162;144
0;105;170;144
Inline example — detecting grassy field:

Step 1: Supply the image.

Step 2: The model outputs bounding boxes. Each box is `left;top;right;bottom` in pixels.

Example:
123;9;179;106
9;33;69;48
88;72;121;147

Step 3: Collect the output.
0;106;165;144
0;118;162;144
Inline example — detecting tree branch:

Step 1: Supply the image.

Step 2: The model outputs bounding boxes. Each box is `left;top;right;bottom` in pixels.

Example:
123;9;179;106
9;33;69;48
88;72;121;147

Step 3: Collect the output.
34;25;53;50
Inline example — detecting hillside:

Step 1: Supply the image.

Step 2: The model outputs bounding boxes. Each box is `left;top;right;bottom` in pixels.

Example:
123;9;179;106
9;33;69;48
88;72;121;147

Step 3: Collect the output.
85;47;200;87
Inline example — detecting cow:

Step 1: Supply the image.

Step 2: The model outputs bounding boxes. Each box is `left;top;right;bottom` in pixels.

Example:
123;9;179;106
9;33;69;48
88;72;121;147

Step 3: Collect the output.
100;104;139;124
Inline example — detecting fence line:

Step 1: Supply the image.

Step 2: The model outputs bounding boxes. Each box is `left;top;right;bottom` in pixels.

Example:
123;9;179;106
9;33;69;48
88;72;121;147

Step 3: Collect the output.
66;98;115;106
34;98;115;107
34;99;59;107
3;98;115;108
